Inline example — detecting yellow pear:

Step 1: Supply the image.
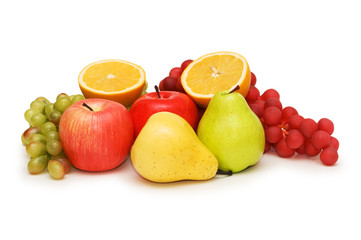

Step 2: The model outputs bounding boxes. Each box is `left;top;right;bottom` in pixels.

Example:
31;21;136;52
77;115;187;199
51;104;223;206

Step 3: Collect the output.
131;112;218;183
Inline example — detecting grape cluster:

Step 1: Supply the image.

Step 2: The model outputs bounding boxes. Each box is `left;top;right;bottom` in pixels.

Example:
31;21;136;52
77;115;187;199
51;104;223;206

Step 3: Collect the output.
21;93;84;179
158;59;193;92
246;73;339;166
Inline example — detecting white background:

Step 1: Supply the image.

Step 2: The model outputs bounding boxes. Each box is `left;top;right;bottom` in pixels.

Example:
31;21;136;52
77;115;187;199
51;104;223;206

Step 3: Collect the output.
1;0;360;239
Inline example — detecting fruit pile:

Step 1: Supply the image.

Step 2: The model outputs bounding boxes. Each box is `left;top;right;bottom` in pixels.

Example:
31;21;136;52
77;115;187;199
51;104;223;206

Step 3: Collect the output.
157;56;339;166
21;94;85;179
245;73;339;165
21;51;339;182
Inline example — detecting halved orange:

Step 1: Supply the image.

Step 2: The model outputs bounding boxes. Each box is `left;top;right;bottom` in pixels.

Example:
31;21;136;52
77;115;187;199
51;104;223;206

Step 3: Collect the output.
181;51;251;108
78;59;146;107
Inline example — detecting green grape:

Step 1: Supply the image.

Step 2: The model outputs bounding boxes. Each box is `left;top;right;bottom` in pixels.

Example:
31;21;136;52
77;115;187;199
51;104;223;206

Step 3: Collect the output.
51;155;71;173
45;103;54;117
48;159;65;180
56;93;70;101
54;98;72;113
143;80;148;91
46;140;63;156
48;111;62;126
71;94;85;104
29;133;47;145
41;122;57;135
30;100;46;113
141;81;148;96
30;113;47;127
28;155;49;174
45;131;60;142
21;127;41;145
21;135;27;145
26;141;47;157
35;97;50;105
24;109;36;123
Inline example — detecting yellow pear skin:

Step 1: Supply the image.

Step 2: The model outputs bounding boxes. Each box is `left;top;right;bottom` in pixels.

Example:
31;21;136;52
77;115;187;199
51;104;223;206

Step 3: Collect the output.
131;112;218;183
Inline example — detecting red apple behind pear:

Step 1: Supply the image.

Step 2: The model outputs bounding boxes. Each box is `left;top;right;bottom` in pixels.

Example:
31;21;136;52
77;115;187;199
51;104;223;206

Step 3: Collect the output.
129;86;199;137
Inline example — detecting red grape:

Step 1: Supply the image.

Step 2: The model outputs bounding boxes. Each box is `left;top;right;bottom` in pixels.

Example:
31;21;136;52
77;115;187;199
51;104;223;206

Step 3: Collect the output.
159;79;165;91
251;72;257;86
181;59;193;71
162;76;178;91
263;106;282;125
296;144;305;154
288;115;304;130
260;89;280;100
175;78;185;93
329;136;339;150
169;67;182;79
265;126;283;143
285;129;304;149
299;118;318;138
304;140;321;156
320;147;338;166
264;98;282;110
276;138;295;157
245;86;260;103
249;103;263;118
311;130;330;149
254;99;265;112
282;106;298;122
264;141;272;153
318;118;334;135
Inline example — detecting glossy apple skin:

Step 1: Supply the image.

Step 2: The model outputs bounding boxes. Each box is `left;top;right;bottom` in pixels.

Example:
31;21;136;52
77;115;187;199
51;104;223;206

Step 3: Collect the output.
129;91;199;137
59;98;134;172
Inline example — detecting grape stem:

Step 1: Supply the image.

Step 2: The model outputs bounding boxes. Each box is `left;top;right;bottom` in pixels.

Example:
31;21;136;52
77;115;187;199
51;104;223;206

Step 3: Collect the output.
82;102;94;111
216;169;233;176
229;85;240;94
154;85;161;98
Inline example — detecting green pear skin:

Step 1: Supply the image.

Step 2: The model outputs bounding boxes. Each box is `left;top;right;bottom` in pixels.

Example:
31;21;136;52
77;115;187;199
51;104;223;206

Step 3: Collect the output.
197;91;265;173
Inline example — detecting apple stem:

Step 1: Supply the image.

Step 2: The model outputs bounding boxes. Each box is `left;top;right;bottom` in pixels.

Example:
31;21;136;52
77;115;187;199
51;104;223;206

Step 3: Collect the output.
229;85;240;94
154;85;161;98
82;102;94;111
216;169;233;176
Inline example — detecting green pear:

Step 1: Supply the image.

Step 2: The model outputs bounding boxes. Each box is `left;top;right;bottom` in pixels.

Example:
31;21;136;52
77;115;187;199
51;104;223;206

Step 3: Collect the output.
197;90;265;173
131;112;218;183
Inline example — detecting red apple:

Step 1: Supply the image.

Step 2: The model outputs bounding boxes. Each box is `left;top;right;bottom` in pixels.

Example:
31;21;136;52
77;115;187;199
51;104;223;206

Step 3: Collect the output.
59;98;134;172
129;90;199;137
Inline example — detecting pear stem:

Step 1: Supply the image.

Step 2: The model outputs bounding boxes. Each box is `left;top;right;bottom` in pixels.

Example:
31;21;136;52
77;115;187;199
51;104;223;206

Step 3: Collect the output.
229;85;240;94
82;102;94;111
216;169;233;176
154;85;161;98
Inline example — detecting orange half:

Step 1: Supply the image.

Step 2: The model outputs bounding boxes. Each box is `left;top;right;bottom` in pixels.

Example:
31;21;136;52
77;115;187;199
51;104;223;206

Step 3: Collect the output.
181;51;251;108
78;59;146;107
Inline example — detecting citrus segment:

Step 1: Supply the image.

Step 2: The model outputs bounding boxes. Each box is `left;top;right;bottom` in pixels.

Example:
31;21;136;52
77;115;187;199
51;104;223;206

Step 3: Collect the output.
181;51;251;108
78;59;146;107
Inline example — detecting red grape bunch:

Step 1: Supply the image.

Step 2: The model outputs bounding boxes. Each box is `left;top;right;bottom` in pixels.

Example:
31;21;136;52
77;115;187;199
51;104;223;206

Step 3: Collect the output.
159;59;193;92
246;73;339;166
